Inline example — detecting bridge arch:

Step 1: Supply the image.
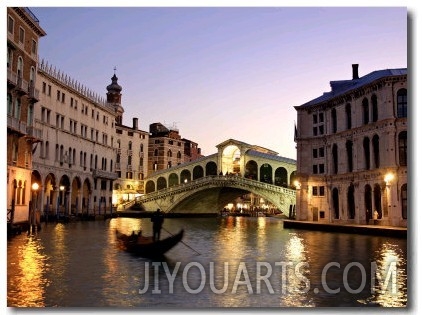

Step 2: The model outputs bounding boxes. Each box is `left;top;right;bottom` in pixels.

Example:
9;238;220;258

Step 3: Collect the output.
180;169;191;183
145;180;155;193
205;161;217;176
245;160;258;180
169;173;178;187
260;163;272;183
275;167;288;187
157;176;167;190
193;165;204;180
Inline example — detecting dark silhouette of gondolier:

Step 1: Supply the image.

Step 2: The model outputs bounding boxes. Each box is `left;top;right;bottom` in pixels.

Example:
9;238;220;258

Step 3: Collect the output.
151;208;164;242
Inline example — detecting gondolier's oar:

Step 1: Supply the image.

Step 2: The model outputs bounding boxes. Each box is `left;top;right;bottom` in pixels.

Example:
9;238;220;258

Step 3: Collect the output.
162;227;201;256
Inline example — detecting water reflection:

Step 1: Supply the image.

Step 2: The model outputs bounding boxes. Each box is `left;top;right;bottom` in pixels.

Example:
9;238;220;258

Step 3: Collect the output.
7;234;47;307
7;217;407;308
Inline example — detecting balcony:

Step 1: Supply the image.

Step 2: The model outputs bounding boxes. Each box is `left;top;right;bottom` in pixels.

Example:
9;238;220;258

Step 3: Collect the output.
127;150;133;156
7;116;27;135
92;169;118;180
7;69;17;88
28;85;40;102
127;164;133;172
16;77;29;95
115;163;121;170
26;126;43;142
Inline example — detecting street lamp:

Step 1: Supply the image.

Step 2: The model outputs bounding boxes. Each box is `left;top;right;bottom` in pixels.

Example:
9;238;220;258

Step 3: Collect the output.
31;182;39;232
384;173;394;187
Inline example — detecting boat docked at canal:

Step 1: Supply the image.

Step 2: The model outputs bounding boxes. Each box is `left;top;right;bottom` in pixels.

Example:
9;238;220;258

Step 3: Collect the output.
115;229;184;258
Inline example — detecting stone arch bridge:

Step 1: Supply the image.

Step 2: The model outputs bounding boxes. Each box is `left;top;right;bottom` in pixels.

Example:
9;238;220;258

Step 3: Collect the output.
136;139;297;216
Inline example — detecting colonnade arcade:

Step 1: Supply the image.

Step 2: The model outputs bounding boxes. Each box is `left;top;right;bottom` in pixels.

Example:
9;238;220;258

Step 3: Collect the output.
30;171;94;217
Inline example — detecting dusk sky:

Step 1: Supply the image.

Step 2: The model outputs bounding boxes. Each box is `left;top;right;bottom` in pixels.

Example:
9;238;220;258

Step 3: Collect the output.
28;6;407;159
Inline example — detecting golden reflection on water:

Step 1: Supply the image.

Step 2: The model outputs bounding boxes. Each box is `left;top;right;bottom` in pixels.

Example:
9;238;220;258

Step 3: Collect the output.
8;235;47;307
370;242;407;307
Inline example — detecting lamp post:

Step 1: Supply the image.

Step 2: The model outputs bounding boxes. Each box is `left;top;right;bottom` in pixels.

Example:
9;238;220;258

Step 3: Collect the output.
31;182;39;233
384;172;394;219
293;180;301;220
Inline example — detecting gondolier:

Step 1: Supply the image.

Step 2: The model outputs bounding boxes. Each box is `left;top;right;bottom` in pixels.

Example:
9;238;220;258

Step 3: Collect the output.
151;208;165;242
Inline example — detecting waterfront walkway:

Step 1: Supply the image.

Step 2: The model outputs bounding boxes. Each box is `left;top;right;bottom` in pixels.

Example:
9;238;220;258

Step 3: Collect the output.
282;219;407;238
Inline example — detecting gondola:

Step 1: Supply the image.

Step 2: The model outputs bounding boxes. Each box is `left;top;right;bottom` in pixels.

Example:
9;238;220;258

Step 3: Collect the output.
115;229;184;258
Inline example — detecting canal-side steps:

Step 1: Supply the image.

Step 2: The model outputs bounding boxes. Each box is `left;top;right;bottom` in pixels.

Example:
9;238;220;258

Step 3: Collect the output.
282;219;407;238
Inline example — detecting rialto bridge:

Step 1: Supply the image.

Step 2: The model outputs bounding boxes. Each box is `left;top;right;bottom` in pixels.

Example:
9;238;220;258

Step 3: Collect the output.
136;139;297;216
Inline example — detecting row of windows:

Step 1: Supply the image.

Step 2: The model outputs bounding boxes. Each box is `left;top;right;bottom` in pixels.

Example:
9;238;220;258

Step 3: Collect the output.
40;107;114;147
8;15;38;55
311;89;407;137
311;131;407;175
41;82;113;127
154;139;183;146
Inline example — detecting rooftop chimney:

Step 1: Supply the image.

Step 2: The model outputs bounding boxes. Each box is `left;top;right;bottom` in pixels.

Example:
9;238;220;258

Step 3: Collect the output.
133;117;138;130
352;64;359;80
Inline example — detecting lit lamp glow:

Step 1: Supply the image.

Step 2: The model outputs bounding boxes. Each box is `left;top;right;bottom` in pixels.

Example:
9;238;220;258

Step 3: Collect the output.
293;180;301;190
384;173;394;187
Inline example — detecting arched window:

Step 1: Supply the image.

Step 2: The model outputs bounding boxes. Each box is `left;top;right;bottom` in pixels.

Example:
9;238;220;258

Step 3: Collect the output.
372;135;380;168
374;184;382;219
128;141;132;150
332;144;338;174
363;137;370;170
371;94;378;122
362;98;369;125
364;184;372;219
332;188;340;219
17;56;23;77
345;103;352;129
7;93;13;116
167;149;172;157
401;184;407;219
397;89;407;118
398;131;407;166
346;140;353;172
331;108;337;133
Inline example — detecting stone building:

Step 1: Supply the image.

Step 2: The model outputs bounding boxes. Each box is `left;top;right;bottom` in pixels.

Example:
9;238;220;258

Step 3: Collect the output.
32;62;118;218
7;8;46;225
294;64;407;227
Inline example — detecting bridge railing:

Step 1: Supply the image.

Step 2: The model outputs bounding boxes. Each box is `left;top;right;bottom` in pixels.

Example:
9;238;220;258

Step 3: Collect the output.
138;175;295;204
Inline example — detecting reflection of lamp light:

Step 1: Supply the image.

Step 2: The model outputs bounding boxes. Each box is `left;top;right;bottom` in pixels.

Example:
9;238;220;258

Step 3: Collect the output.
384;173;394;187
293;180;301;190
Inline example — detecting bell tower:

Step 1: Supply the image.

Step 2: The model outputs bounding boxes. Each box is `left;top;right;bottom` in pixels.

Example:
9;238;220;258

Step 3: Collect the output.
107;67;124;125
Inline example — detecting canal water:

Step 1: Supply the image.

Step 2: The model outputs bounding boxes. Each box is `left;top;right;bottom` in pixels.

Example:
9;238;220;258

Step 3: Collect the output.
7;216;407;308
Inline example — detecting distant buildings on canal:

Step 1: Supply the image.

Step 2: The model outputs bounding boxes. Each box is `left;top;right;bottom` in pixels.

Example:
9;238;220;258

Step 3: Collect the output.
294;64;407;227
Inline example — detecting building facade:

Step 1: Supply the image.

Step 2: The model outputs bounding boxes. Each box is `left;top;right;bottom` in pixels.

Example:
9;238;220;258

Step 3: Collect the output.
110;74;150;205
7;8;46;225
294;64;407;227
148;122;202;175
32;61;118;218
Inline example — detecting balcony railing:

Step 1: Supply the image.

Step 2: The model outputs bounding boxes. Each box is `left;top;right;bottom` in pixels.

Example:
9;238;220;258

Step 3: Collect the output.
28;85;40;102
16;77;29;95
7;69;17;86
7;116;27;134
26;126;42;140
92;169;118;180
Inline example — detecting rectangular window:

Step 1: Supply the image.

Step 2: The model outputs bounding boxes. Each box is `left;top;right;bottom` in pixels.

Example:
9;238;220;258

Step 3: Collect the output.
57;90;60;101
313;127;318;136
319;186;325;196
313;114;318;124
48;85;51;96
31;39;37;54
312;186;318;196
319;164;325;173
62;93;65;103
319;125;324;135
8;16;14;34
319;113;324;122
42;82;46;93
313;149;318;158
313;165;318;174
19;27;24;43
319;147;324;157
